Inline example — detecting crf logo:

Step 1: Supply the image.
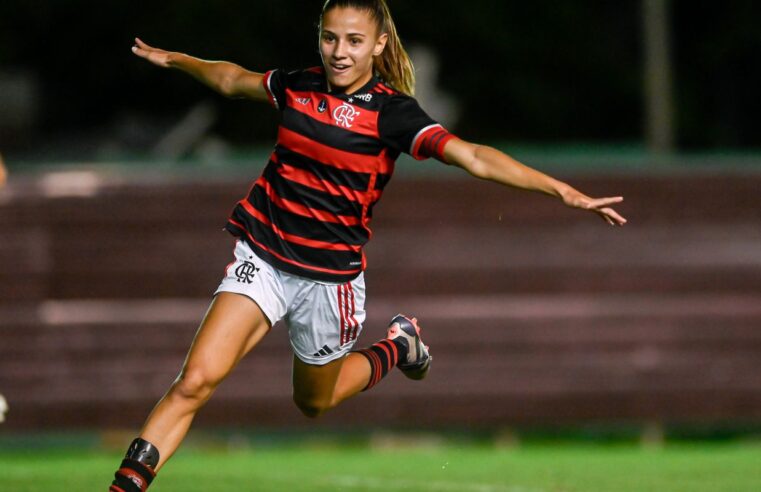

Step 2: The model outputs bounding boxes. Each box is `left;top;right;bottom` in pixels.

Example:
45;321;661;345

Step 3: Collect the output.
235;259;260;284
333;103;360;128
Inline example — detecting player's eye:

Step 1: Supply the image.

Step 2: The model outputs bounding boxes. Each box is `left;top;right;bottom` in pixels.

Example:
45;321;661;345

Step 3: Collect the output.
322;34;335;42
350;38;362;45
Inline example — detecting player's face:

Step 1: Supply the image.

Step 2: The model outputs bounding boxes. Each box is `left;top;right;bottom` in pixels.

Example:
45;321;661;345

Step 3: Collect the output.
320;7;388;94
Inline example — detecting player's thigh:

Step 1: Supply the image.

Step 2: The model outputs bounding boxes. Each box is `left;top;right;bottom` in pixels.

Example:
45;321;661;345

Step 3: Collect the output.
292;355;345;404
181;292;271;384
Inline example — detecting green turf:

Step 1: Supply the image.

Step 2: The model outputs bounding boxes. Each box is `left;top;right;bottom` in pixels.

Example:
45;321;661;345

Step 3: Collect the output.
1;443;760;491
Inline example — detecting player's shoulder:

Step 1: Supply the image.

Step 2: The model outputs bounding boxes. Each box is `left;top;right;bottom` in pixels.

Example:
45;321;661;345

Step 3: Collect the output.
358;80;418;113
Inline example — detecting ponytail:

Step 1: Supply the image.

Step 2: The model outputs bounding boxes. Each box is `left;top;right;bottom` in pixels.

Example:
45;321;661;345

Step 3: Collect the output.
321;0;416;96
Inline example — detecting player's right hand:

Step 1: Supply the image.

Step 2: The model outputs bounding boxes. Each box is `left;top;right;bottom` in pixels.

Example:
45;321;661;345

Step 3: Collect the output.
131;38;173;68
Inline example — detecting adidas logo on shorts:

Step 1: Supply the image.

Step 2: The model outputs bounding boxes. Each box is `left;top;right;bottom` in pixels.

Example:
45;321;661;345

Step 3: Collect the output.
312;345;334;357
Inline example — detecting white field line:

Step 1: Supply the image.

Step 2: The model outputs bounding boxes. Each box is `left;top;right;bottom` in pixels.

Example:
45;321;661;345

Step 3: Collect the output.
24;293;761;326
327;475;546;492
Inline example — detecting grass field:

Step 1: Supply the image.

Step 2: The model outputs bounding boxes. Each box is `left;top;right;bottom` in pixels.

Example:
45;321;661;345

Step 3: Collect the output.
2;441;761;492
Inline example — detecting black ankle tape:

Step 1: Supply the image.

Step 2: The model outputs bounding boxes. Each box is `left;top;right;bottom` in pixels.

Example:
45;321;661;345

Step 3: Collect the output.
125;438;160;469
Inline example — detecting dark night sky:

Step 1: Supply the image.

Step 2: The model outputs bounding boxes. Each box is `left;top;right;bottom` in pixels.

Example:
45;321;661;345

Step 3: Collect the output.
0;0;759;155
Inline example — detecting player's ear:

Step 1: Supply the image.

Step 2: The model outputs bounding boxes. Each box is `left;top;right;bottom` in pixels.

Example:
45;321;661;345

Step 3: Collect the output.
373;32;388;57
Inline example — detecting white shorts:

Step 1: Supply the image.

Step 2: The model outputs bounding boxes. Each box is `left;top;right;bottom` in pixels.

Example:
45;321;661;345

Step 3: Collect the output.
214;240;366;365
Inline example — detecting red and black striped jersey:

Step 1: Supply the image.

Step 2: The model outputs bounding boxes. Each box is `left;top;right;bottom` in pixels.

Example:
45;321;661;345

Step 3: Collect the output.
225;67;456;283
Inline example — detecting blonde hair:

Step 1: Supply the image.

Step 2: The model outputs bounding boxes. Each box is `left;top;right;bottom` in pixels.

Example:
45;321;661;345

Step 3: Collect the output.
320;0;416;96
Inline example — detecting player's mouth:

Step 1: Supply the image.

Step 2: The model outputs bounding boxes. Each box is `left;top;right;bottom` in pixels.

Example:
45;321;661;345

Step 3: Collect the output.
329;63;351;75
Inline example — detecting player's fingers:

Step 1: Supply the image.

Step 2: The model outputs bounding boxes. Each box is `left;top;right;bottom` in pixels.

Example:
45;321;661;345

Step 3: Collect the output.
135;37;151;49
589;196;623;209
131;47;153;61
600;207;627;226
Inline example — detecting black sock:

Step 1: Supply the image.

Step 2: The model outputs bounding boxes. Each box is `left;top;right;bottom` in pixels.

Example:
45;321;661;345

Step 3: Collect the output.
356;338;407;391
110;438;160;492
110;459;155;492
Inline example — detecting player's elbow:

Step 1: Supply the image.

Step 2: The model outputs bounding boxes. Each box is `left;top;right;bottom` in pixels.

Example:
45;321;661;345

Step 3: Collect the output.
463;145;495;180
217;74;238;98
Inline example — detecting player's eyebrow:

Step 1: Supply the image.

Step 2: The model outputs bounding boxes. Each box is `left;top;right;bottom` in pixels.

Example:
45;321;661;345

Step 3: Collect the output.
322;29;366;38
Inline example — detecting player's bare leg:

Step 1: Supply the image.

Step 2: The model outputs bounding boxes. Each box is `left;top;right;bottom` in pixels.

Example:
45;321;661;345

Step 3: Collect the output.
109;292;270;491
292;314;431;418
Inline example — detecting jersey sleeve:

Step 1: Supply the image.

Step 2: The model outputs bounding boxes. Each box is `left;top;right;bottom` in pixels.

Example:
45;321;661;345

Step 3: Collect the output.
262;69;288;110
378;95;457;161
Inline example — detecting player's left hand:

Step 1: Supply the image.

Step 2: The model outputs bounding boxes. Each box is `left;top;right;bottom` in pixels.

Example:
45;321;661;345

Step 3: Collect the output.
561;189;627;226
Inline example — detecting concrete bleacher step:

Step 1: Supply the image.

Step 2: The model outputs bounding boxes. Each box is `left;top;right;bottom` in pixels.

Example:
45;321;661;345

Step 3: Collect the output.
1;173;760;428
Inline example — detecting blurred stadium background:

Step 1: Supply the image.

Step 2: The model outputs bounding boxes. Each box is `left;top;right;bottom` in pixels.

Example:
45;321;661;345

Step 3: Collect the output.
1;1;761;490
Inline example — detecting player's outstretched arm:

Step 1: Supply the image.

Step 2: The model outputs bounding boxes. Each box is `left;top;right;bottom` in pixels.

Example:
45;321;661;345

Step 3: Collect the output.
442;138;627;226
131;38;268;101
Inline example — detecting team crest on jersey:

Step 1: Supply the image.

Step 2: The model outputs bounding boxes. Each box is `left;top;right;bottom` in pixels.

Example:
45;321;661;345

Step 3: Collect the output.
333;103;360;128
295;97;311;105
318;99;328;113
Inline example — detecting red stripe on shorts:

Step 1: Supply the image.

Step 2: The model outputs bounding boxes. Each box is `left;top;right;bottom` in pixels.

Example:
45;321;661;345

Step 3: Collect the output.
337;284;345;346
348;282;359;341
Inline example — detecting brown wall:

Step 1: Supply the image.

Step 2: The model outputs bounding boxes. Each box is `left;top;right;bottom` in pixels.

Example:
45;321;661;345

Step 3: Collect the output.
1;171;760;430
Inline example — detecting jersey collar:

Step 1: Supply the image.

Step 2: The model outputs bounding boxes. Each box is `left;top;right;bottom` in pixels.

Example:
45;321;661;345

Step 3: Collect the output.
325;74;380;98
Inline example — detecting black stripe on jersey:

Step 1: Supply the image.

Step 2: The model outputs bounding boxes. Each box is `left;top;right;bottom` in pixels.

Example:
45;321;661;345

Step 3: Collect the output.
263;165;364;218
275;146;373;191
235;208;364;269
225;222;361;282
282;107;385;156
247;190;369;245
374;172;393;191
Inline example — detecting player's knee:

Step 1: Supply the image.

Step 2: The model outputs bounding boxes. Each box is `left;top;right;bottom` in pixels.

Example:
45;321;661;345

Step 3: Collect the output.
293;395;331;419
172;367;216;403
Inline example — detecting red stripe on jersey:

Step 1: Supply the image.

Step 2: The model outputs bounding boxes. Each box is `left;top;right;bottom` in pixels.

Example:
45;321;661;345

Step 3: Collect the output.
277;162;379;207
278;126;394;175
373;82;396;95
239;198;361;252
263;70;279;109
286;89;380;139
305;66;323;74
228;219;363;276
410;125;456;161
257;175;363;227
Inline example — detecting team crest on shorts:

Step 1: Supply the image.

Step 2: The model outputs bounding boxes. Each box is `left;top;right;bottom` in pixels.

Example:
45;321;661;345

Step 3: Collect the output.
235;257;260;284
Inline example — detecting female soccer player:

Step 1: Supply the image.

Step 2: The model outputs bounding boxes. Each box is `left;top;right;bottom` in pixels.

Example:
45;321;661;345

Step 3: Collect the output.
110;1;627;490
